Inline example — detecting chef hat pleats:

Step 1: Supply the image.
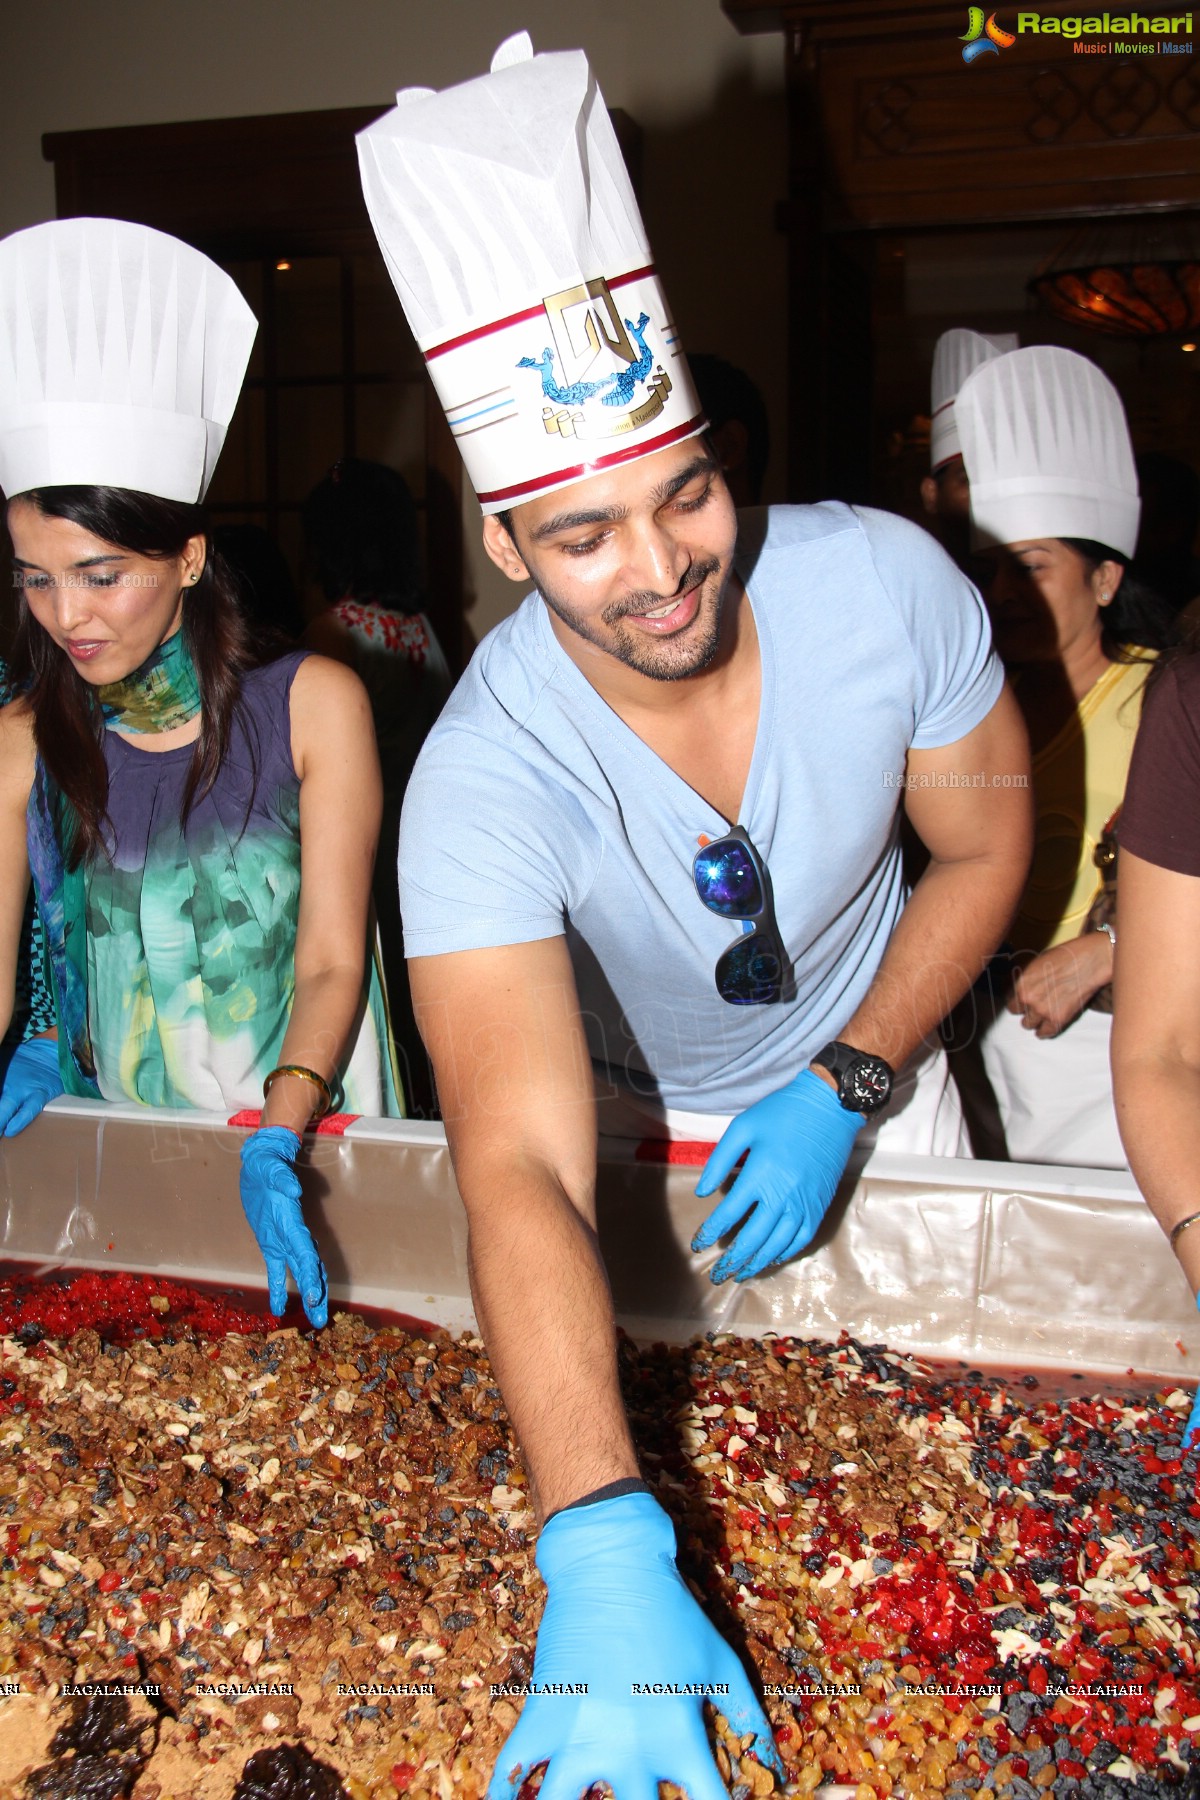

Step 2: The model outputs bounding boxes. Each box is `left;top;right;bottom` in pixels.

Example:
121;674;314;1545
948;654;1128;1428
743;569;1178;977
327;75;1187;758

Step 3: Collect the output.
0;217;257;504
957;345;1140;559
930;328;1018;472
357;31;704;514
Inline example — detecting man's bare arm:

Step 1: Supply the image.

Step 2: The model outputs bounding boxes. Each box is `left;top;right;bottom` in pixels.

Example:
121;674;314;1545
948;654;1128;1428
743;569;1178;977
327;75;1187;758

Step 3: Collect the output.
409;938;639;1521
836;685;1033;1068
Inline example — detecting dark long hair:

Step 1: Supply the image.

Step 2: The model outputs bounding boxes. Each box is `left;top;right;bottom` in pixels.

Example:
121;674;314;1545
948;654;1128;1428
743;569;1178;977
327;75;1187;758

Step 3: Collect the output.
301;458;423;614
1062;537;1177;663
7;487;261;867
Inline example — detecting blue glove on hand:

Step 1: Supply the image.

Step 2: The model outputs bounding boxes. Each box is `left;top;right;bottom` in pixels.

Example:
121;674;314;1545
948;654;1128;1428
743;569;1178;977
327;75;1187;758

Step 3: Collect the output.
239;1126;328;1327
487;1490;782;1800
693;1067;865;1283
0;1037;63;1136
1185;1297;1200;1451
1184;1384;1200;1452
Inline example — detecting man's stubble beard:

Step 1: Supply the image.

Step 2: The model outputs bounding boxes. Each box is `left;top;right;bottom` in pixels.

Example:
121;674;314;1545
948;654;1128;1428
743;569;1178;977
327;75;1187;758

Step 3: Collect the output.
535;556;729;683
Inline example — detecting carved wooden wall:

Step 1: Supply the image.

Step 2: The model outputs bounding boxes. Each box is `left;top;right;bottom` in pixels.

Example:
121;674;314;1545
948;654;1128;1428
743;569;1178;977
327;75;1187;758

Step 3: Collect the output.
723;0;1200;498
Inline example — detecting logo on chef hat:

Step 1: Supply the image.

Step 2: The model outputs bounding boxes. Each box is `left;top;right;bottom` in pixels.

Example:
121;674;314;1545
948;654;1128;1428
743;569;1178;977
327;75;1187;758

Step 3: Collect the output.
515;277;676;443
960;7;1016;59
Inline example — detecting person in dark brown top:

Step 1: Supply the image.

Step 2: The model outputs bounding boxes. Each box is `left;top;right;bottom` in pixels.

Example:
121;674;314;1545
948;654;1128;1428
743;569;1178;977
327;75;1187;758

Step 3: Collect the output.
1111;651;1200;1447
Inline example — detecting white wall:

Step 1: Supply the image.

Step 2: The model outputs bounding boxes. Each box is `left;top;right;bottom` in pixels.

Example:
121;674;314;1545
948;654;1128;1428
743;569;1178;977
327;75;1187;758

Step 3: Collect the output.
3;0;788;643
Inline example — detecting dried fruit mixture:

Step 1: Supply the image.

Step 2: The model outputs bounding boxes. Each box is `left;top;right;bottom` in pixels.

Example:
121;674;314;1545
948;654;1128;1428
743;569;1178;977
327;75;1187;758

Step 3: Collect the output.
0;1272;1197;1800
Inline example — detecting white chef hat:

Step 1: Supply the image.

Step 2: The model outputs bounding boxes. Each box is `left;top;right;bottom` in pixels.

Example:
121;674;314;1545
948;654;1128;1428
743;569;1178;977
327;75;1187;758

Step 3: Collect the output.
930;329;1018;471
0;217;257;505
357;31;705;515
957;345;1140;559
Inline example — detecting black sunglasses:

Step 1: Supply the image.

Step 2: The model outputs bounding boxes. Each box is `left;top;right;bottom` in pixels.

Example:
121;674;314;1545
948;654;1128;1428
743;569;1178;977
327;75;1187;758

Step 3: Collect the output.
692;826;787;1005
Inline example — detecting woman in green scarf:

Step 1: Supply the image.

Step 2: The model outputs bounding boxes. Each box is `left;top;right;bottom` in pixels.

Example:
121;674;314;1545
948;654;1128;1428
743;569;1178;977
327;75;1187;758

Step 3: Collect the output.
0;219;403;1328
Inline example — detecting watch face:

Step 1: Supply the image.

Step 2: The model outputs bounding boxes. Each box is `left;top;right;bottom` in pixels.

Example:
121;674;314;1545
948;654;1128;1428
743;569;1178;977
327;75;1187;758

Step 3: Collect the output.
848;1057;892;1111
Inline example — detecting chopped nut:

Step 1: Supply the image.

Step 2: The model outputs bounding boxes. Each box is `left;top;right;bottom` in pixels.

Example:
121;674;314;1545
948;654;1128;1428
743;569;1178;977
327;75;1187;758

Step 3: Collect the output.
1;1285;1193;1799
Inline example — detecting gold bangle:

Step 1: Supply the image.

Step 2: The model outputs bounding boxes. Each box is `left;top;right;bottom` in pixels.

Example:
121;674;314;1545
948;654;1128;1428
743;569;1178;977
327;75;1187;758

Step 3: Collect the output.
1169;1209;1200;1251
263;1064;332;1121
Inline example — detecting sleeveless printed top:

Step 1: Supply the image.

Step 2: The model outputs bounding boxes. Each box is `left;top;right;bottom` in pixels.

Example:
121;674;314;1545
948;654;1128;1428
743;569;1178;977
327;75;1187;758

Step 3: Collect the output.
27;651;401;1116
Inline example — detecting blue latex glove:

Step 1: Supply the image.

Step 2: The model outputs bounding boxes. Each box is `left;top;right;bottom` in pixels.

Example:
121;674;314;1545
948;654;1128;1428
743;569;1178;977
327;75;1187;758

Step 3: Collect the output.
487;1490;782;1800
693;1068;865;1283
239;1126;328;1327
1184;1384;1200;1452
1185;1297;1200;1451
0;1037;63;1136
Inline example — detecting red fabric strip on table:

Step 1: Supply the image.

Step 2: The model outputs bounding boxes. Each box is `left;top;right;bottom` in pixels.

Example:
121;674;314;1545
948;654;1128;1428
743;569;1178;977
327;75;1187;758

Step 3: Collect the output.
634;1139;717;1166
227;1109;360;1135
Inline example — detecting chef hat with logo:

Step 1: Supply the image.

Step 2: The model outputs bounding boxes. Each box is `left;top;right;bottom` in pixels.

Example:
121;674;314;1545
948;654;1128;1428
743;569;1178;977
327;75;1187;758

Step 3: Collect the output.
957;345;1140;559
930;328;1017;472
357;31;705;515
0;217;256;504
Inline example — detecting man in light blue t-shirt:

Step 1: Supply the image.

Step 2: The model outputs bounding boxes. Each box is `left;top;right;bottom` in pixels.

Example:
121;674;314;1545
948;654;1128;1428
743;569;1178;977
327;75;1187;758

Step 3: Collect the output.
403;495;1009;1130
399;441;1033;1798
361;33;1033;1800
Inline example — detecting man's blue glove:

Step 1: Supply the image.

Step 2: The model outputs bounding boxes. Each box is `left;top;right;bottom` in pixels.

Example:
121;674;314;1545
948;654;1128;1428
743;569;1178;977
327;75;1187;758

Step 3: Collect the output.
0;1037;63;1136
693;1068;865;1283
239;1126;328;1327
487;1490;782;1800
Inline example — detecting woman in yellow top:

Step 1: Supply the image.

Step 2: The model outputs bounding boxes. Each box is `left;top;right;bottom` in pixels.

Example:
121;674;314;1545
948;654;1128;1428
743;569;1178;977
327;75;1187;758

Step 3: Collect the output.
956;347;1172;1168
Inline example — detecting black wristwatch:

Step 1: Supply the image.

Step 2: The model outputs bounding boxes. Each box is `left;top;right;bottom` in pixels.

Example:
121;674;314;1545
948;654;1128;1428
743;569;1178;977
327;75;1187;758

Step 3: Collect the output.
811;1041;894;1116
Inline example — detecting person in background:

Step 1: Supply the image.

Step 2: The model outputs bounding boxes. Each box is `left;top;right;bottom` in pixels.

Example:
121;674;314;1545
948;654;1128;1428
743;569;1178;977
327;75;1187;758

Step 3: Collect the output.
957;345;1172;1168
921;328;1016;569
0;219;402;1324
214;520;305;641
913;331;1015;1147
1110;646;1200;1447
358;35;1031;1798
300;458;451;756
301;458;452;1111
1134;450;1200;617
686;353;770;507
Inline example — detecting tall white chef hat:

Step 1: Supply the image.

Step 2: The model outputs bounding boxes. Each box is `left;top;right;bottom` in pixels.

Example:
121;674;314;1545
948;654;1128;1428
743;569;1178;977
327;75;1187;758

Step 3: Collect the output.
357;31;705;515
930;328;1018;472
957;345;1140;559
0;217;256;504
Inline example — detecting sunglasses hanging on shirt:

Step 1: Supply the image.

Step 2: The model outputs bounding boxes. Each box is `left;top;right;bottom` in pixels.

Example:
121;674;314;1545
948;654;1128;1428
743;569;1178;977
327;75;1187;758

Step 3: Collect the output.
692;826;789;1006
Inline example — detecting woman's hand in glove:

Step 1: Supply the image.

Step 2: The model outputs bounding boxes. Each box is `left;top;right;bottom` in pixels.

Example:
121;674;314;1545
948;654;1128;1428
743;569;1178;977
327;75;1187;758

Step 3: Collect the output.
1184;1297;1200;1452
0;1036;63;1136
239;1126;328;1327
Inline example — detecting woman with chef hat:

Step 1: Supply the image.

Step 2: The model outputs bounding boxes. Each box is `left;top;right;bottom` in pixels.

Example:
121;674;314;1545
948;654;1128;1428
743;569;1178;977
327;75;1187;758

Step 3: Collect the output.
0;218;402;1324
956;345;1171;1168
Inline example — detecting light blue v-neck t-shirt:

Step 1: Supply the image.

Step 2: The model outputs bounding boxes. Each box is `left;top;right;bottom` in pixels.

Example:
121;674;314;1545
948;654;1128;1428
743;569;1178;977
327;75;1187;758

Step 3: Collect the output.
398;503;1002;1114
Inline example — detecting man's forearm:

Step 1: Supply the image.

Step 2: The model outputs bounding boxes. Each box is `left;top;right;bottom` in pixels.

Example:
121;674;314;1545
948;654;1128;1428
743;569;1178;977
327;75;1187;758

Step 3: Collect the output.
412;942;636;1524
459;1161;640;1522
837;684;1033;1072
836;851;1021;1069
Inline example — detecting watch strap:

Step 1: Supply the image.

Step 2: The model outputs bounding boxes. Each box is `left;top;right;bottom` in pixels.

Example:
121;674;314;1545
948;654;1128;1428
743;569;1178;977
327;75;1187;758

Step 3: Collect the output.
812;1041;894;1114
